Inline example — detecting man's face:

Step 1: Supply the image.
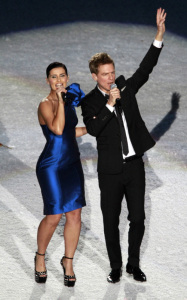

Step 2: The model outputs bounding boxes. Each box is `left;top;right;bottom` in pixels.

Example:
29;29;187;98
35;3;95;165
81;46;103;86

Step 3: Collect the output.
92;63;115;93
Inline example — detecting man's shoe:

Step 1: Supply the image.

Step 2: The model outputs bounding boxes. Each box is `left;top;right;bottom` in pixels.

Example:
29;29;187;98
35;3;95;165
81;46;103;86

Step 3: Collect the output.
107;268;122;283
126;263;146;282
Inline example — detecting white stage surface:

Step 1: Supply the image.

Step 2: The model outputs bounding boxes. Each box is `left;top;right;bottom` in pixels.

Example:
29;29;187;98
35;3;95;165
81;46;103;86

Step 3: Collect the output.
0;22;187;299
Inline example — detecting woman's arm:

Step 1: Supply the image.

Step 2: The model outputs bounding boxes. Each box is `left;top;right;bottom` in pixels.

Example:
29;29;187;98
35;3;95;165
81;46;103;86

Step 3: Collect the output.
38;99;65;135
38;88;66;135
75;127;87;137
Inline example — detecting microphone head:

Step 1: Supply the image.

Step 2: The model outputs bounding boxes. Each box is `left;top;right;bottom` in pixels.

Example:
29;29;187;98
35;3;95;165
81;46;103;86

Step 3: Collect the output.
110;83;121;105
110;83;117;89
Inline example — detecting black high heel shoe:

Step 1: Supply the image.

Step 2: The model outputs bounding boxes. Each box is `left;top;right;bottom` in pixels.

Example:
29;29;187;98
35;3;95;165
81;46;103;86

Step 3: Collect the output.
60;256;76;287
34;252;47;283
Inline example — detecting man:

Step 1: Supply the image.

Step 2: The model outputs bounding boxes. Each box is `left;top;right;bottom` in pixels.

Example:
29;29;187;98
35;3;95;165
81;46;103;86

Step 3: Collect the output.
81;8;166;283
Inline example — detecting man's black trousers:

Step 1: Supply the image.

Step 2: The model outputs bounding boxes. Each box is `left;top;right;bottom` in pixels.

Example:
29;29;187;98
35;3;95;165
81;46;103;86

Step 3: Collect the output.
98;157;145;269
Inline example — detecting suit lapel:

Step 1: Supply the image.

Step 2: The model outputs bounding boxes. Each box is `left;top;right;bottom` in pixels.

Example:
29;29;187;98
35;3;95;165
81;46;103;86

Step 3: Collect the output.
94;86;108;107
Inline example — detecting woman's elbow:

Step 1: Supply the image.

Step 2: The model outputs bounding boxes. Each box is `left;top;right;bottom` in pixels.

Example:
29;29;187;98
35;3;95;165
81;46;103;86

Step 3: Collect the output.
53;127;64;135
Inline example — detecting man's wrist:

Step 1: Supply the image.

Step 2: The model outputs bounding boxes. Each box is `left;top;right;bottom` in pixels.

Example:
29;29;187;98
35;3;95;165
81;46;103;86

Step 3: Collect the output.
153;39;163;48
106;103;115;112
155;31;164;42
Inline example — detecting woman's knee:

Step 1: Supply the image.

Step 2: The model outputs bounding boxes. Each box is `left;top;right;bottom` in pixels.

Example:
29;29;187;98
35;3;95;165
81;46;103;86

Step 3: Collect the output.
45;214;62;227
66;209;81;224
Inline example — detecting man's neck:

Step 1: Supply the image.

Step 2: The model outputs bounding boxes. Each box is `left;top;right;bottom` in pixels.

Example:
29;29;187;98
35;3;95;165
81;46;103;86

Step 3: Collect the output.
97;85;109;96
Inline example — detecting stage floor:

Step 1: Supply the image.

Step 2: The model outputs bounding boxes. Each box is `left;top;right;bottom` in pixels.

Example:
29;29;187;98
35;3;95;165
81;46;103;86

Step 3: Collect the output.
0;22;187;299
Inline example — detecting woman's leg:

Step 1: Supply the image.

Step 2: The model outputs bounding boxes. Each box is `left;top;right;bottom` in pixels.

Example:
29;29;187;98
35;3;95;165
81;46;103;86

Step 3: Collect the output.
63;208;82;277
36;214;62;273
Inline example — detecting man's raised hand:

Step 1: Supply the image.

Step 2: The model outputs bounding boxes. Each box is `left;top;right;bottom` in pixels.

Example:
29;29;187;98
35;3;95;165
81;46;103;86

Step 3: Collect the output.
156;8;167;39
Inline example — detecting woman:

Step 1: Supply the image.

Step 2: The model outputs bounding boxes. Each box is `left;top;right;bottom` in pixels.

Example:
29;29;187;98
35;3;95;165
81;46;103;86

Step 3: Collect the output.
35;62;86;287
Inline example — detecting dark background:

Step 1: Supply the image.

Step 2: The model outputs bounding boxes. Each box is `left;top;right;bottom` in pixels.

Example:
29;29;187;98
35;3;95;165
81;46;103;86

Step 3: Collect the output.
0;0;186;37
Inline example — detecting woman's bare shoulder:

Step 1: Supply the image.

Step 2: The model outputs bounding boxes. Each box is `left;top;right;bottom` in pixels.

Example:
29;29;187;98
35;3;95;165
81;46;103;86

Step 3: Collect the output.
38;97;53;116
39;97;52;107
40;97;49;103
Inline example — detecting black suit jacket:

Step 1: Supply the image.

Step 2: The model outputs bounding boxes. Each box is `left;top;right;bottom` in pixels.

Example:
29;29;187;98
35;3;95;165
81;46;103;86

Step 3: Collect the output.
81;44;163;174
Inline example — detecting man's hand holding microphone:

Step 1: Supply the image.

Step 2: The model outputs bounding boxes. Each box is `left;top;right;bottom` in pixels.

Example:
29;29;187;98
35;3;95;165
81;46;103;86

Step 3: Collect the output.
107;83;120;107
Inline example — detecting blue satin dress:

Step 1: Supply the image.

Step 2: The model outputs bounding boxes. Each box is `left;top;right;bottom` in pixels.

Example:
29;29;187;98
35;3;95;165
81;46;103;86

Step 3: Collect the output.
36;83;86;215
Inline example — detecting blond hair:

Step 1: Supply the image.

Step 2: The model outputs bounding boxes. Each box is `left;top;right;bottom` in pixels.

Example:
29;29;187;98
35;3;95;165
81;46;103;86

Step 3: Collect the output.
89;52;114;74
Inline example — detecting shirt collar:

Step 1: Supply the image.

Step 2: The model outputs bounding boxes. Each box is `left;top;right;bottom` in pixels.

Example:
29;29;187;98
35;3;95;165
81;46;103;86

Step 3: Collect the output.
97;85;109;97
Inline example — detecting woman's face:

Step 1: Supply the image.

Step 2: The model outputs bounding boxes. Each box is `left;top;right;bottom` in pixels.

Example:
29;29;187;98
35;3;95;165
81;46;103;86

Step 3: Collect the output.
47;67;69;91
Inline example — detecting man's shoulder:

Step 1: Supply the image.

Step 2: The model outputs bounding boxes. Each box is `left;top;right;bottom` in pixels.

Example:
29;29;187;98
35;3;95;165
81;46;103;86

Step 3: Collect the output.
82;87;102;105
116;75;126;89
85;88;96;99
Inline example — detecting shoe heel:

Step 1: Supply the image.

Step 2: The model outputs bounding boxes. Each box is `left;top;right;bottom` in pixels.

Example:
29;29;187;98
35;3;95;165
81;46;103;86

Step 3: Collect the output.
60;255;76;287
35;252;47;283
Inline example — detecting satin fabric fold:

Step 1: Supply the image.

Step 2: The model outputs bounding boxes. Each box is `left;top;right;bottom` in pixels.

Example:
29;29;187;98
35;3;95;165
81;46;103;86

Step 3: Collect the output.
65;83;85;106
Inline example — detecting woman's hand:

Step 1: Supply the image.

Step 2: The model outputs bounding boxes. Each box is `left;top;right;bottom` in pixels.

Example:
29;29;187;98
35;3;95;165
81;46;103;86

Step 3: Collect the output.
56;84;67;102
76;127;87;137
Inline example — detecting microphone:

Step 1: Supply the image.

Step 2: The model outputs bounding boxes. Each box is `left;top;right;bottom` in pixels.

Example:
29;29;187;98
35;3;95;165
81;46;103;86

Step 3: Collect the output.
61;92;67;99
110;83;121;105
110;83;117;90
56;84;67;102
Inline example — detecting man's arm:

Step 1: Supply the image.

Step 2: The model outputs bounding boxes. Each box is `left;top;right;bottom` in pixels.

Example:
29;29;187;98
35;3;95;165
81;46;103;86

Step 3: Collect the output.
81;95;114;137
125;8;167;94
